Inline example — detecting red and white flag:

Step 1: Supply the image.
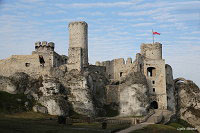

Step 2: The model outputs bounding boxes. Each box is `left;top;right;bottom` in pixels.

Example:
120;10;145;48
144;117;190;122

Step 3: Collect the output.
152;31;160;35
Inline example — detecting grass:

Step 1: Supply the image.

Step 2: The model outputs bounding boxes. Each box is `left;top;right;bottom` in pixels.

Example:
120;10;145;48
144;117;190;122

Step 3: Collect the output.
0;111;130;133
0;111;56;119
132;124;179;133
131;119;196;133
131;124;196;133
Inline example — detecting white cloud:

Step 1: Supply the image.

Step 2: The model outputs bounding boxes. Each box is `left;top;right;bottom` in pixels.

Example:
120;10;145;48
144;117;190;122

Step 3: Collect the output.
131;22;154;27
136;33;149;36
80;11;104;16
56;0;143;8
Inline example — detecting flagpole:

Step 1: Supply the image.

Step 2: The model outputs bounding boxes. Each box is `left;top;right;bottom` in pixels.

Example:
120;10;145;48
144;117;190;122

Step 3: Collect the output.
152;29;154;44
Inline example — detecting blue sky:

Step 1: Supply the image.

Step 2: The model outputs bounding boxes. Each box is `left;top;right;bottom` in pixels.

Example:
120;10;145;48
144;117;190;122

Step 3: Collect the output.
0;0;200;86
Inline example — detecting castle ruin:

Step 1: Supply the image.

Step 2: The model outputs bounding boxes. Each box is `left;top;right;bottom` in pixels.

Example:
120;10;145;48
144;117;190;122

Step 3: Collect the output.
0;21;175;115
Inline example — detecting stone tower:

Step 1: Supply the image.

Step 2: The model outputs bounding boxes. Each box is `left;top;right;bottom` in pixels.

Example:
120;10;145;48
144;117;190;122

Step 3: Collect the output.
68;21;88;69
141;42;162;60
141;42;167;110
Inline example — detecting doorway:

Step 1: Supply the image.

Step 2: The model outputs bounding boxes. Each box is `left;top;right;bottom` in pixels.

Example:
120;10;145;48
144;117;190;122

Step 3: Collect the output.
150;101;158;109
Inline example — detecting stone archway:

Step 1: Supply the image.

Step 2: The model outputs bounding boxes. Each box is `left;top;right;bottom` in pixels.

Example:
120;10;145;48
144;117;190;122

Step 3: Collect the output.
150;101;158;109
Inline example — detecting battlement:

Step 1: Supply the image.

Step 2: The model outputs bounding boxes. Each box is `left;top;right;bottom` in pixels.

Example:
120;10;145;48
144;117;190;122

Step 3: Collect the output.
35;41;55;52
68;21;88;27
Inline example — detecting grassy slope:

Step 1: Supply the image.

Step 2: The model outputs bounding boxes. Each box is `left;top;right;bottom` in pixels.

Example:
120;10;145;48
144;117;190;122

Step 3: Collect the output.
0;112;130;133
0;91;130;133
131;119;196;133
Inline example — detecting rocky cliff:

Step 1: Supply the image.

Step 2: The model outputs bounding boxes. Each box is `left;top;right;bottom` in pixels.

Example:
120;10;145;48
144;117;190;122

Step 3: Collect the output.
119;72;150;117
174;78;200;132
0;66;109;117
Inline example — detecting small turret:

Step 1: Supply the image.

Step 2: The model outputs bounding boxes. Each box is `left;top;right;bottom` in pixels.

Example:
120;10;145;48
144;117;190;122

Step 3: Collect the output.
35;41;55;53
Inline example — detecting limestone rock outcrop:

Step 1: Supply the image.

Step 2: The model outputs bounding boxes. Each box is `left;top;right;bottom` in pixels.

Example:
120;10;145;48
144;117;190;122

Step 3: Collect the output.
86;68;109;116
33;76;69;116
175;78;200;132
38;96;68;116
0;76;17;94
119;72;150;117
59;70;95;116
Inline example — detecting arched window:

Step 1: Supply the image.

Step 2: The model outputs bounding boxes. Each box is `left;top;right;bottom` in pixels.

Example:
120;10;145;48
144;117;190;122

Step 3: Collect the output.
147;67;156;77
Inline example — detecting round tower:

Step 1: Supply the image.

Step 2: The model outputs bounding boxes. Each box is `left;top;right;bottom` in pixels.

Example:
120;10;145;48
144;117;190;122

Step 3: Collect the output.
140;42;162;60
68;21;88;67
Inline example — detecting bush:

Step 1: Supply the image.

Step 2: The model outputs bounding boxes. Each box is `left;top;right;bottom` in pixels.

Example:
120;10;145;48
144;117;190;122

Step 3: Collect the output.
0;91;34;114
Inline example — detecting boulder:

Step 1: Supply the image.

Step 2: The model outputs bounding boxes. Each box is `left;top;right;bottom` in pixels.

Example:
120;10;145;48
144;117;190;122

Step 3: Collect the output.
33;105;48;114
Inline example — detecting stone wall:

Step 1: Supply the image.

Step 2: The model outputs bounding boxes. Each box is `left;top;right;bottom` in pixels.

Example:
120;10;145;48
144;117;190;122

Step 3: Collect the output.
67;47;82;71
0;54;43;77
0;48;67;78
96;54;144;81
96;58;135;81
87;65;106;75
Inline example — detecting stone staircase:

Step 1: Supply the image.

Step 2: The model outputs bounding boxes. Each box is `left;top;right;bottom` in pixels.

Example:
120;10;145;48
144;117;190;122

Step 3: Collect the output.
117;109;173;133
162;110;175;124
144;109;163;124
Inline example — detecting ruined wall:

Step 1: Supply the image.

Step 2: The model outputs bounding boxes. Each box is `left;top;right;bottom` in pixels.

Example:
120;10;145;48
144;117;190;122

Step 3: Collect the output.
0;41;67;78
0;54;51;78
96;60;114;79
96;54;144;81
52;52;67;67
88;65;106;75
96;58;134;81
68;21;88;68
165;64;176;111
